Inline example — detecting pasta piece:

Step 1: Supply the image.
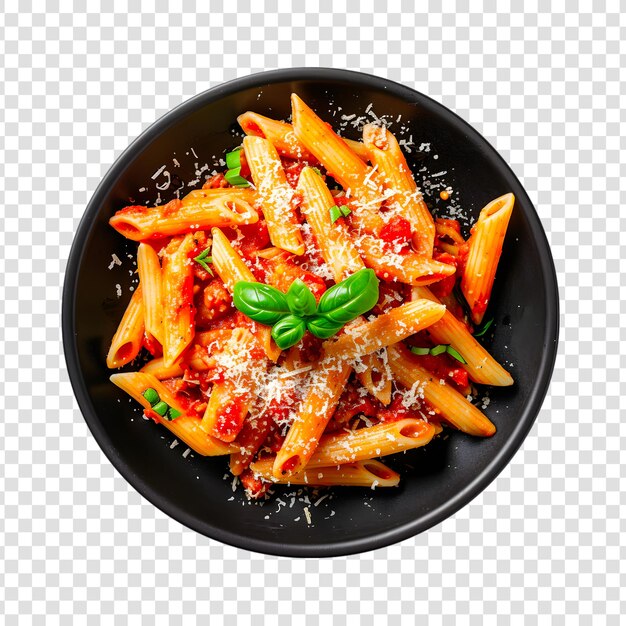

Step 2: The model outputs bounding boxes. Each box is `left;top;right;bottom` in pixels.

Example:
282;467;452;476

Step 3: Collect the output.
106;285;145;369
161;234;196;368
363;124;435;256
201;328;260;442
137;243;164;345
461;193;515;324
435;218;466;256
243;136;305;255
297;166;364;281
412;286;513;386
238;111;370;162
291;93;384;234
110;372;236;455
273;357;352;478
269;417;435;468
355;351;393;406
387;344;496;437
211;227;281;361
251;458;400;488
357;234;456;286
109;189;259;241
323;299;446;361
140;344;218;380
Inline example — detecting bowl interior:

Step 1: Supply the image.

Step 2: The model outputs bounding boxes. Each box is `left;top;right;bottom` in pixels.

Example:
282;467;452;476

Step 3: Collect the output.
64;69;558;557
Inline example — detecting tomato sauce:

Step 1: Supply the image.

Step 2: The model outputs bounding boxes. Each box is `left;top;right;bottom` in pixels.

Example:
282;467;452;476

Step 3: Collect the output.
430;251;457;299
379;216;412;251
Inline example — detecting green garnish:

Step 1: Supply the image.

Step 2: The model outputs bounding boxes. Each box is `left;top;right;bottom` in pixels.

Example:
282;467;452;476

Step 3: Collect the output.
225;147;243;170
408;346;430;356
143;387;159;406
311;167;322;176
409;344;467;364
474;318;494;338
152;401;169;417
142;387;182;421
194;247;213;275
224;167;250;188
339;205;351;217
446;345;467;364
329;205;342;223
232;268;379;349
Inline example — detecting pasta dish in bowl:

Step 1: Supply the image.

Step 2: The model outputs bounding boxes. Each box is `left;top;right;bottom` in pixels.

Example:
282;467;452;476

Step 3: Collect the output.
63;69;558;556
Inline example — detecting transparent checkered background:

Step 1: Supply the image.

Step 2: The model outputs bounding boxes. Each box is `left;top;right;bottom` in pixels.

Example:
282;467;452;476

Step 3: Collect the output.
1;1;623;623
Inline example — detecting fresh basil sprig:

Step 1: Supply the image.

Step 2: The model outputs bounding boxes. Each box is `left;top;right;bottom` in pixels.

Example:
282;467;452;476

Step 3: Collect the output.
232;268;380;350
233;282;291;326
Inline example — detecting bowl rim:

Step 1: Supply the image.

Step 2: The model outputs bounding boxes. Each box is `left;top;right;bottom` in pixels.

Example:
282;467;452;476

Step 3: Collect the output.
62;67;560;558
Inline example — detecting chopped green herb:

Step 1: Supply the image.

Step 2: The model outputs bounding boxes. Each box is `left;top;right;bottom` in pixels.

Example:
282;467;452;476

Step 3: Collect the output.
339;205;351;217
225;147;243;170
446;345;467;364
224;167;250;188
167;407;182;421
329;205;342;223
409;346;431;356
311;167;322;176
142;387;160;406
474;318;494;338
194;247;213;275
429;344;447;356
152;401;169;417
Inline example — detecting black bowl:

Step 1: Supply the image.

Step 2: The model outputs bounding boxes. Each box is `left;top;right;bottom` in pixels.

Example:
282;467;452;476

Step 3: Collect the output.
63;68;558;557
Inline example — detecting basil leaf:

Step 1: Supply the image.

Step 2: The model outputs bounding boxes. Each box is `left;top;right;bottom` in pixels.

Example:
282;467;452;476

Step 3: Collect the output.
316;268;379;324
233;281;291;326
306;315;344;339
286;279;317;317
271;315;306;350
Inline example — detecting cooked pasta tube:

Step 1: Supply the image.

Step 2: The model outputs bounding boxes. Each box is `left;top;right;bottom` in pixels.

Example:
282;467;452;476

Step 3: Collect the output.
461;193;515;324
140;344;218;380
201;328;261;442
137;243;164;344
243;136;305;255
356;234;456;285
387;344;496;437
251;458;400;488
291;93;384;233
363;124;435;256
211;227;281;361
110;372;236;455
323;299;446;361
297;417;435;467
229;408;274;477
273;358;352;478
238;111;370;162
161;234;196;367
109;189;259;241
412;286;513;386
106;285;145;369
355;351;393;406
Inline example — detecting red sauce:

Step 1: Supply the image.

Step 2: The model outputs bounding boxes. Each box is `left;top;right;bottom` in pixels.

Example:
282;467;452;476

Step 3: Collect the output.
117;204;149;215
430;251;458;299
240;469;270;499
142;332;163;358
377;395;425;423
161;199;182;217
264;424;286;453
379;216;412;251
241;120;265;138
282;158;307;188
411;353;469;391
333;383;382;425
202;173;228;189
214;396;246;440
143;408;162;424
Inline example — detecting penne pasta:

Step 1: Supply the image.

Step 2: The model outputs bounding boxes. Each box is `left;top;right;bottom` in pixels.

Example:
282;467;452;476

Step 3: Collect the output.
461;193;515;324
229;407;274;477
243;136;305;255
109;189;259;241
238;110;370;162
110;372;236;455
200;328;260;442
140;344;218;380
291;93;385;234
387;343;496;437
355;351;393;406
106;285;145;369
289;417;435;467
356;234;456;285
161;234;196;368
137;243;164;345
251;458;400;488
323;299;446;361
211;227;281;361
412;286;513;386
363;124;435;256
273;357;352;478
297;166;364;281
